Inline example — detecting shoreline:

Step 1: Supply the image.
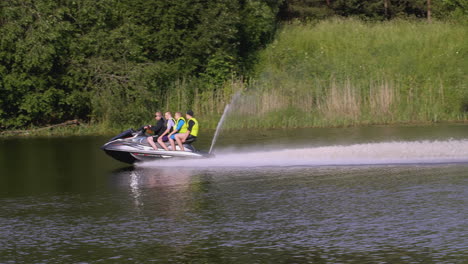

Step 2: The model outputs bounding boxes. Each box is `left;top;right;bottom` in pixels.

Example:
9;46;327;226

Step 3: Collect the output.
1;120;466;138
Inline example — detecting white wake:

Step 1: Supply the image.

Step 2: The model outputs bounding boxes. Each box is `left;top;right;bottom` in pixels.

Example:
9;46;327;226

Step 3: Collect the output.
137;140;468;168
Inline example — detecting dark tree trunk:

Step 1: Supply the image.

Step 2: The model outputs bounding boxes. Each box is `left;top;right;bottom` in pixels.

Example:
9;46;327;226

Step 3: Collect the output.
384;0;389;19
427;0;432;22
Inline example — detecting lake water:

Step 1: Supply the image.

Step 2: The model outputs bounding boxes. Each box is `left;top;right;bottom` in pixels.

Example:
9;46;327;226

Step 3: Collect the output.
1;124;468;263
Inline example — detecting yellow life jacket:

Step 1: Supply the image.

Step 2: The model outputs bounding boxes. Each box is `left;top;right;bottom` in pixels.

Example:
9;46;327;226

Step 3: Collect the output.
188;117;199;137
176;117;188;133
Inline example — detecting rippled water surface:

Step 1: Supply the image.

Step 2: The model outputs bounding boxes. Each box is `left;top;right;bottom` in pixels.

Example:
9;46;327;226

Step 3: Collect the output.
1;125;467;263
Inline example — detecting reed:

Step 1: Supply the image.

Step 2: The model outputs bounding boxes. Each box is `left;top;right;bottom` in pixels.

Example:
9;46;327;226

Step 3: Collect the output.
220;18;467;129
92;18;466;131
3;19;466;137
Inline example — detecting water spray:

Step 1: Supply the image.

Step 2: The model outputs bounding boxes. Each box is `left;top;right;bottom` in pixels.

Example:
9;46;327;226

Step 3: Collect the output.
140;139;468;168
209;92;241;154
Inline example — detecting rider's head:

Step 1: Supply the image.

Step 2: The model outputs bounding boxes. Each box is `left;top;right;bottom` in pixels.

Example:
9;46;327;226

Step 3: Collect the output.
186;110;194;119
175;112;182;119
154;111;162;120
164;112;172;119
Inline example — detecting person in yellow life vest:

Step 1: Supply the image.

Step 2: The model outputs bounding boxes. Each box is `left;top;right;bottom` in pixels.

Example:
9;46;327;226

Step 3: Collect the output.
168;112;186;151
175;110;199;151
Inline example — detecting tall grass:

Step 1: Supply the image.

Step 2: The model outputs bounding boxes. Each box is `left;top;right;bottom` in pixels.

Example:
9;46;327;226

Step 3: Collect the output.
93;19;467;132
7;19;465;137
221;18;468;128
160;78;243;129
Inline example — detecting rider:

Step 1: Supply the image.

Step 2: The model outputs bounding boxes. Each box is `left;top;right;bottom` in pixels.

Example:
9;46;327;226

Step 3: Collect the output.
146;112;166;150
175;110;199;151
156;112;176;151
168;112;186;151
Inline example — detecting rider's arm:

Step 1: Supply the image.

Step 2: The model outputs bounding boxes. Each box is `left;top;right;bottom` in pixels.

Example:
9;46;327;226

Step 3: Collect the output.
150;119;164;133
175;120;185;132
182;120;195;140
161;120;174;137
186;120;195;134
169;120;184;136
159;128;170;137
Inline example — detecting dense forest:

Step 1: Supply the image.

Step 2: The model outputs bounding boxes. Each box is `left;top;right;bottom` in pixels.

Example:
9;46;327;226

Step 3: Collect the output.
0;0;466;130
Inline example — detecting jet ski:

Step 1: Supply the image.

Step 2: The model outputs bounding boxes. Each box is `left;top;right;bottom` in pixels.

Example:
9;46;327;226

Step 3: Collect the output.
101;129;211;164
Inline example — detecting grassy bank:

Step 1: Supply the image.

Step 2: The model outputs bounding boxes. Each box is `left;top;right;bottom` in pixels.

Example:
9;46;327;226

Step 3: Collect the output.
0;123;115;138
1;119;466;138
1;19;467;137
222;19;467;128
144;19;468;130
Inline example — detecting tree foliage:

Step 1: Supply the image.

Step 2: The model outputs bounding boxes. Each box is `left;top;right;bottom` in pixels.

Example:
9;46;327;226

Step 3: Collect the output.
279;0;467;21
0;0;465;129
0;0;282;128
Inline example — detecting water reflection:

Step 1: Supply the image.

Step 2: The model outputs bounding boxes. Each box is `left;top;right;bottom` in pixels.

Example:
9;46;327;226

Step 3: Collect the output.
110;167;216;220
129;171;143;208
1;164;467;263
91;165;468;263
112;167;195;188
2;126;468;263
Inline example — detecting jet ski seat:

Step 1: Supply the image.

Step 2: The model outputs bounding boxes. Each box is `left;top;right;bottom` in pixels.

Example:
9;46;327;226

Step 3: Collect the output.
184;137;197;144
110;129;135;141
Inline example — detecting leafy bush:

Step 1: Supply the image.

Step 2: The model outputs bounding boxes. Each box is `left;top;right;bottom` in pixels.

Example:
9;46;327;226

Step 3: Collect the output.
0;0;280;129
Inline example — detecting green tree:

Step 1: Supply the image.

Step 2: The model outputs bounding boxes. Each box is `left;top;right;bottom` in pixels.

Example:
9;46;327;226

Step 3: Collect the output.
0;0;281;128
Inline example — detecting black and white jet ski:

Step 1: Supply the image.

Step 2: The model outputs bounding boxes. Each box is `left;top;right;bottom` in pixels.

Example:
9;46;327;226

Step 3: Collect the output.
101;129;211;164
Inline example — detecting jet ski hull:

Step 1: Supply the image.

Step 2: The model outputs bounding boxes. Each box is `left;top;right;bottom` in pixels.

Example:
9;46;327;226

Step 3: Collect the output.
101;134;211;164
103;149;137;164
